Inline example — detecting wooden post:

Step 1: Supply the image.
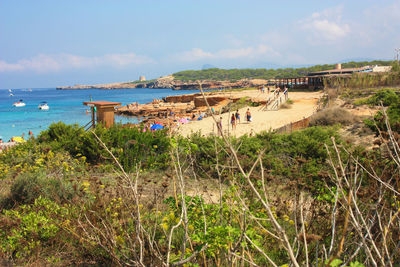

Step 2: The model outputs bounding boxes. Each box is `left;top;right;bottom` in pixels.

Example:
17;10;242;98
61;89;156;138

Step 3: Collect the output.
91;106;95;128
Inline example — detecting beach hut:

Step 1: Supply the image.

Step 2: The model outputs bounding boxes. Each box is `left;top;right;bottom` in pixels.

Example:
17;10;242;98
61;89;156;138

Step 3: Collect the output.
83;101;121;128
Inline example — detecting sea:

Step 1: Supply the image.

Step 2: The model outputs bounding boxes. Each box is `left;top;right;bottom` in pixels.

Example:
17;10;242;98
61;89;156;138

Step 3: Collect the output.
0;88;199;142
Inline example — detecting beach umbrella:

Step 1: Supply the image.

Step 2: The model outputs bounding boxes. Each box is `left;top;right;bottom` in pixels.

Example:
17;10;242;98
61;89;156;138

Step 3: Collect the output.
12;136;26;143
150;124;164;130
179;118;189;123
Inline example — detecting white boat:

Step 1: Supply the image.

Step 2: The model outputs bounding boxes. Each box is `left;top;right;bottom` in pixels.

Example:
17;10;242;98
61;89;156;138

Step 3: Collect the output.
13;102;26;107
8;89;12;93
38;102;49;110
9;93;14;96
13;100;26;107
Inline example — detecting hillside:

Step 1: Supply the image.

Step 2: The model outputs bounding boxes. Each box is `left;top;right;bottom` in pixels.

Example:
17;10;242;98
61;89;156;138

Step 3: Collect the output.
172;60;394;81
57;60;395;90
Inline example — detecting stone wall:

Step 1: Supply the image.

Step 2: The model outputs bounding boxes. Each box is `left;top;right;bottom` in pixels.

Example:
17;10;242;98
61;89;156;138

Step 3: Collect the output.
165;94;201;103
194;96;230;107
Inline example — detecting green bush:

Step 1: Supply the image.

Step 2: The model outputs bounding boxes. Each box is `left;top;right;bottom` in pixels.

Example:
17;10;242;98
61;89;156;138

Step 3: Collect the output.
1;171;75;209
38;122;100;162
366;89;399;106
38;122;171;171
187;126;341;198
363;89;400;133
0;197;70;259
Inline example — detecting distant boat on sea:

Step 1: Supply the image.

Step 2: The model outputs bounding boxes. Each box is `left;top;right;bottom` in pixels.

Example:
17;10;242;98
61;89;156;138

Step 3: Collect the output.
38;101;49;110
8;89;12;93
12;99;26;107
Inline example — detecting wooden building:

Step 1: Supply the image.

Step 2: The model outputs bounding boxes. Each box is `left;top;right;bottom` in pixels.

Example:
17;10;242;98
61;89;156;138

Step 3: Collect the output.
83;101;121;129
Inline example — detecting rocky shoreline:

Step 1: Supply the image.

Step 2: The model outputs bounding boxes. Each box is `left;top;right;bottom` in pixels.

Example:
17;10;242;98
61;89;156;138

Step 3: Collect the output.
57;76;270;90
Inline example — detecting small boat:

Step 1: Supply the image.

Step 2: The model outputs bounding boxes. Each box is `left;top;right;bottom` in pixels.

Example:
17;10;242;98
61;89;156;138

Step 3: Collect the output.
9;93;14;96
13;100;26;107
8;89;12;93
38;101;49;110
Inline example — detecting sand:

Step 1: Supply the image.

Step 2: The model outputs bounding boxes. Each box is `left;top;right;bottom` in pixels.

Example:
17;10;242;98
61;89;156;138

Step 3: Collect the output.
177;90;323;137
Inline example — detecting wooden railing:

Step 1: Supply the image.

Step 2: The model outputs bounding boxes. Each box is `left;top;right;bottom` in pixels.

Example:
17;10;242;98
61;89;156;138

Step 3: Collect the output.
262;89;289;111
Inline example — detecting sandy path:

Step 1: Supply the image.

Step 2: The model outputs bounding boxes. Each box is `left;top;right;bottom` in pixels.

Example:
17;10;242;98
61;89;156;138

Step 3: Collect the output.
177;91;323;137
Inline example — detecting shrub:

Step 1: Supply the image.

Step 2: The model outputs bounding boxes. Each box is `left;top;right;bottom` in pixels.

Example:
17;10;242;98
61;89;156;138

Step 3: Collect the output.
221;97;250;113
0;171;75;209
310;107;357;126
363;89;400;133
0;197;71;259
366;89;399;106
38;122;171;171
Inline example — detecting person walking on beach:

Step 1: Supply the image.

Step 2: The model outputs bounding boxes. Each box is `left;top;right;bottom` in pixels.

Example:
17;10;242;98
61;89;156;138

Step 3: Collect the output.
231;114;236;130
235;110;240;124
246;108;252;123
216;116;223;136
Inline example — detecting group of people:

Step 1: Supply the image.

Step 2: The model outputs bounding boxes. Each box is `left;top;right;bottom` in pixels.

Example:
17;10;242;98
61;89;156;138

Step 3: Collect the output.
230;108;253;129
215;108;253;135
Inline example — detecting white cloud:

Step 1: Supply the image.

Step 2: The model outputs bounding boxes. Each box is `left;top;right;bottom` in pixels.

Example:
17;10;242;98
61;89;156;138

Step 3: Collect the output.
300;6;350;42
176;45;279;62
308;19;350;40
179;48;214;62
0;53;154;73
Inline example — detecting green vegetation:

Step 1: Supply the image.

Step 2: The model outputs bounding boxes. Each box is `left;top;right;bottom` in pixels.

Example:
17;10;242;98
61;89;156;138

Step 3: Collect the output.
38;122;170;170
1;95;399;265
362;89;400;132
220;97;259;113
172;60;395;81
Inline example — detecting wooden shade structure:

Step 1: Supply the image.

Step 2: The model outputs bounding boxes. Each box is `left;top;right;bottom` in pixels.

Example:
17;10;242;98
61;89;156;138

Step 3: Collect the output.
83;101;121;128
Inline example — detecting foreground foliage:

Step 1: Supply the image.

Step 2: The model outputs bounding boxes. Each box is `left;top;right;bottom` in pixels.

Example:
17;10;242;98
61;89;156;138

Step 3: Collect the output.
0;115;399;266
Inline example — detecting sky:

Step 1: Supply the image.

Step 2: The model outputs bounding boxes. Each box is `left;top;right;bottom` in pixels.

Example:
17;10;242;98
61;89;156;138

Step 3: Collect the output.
1;0;399;88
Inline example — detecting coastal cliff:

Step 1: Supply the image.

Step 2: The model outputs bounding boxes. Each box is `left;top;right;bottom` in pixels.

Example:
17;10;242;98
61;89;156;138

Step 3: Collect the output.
56;76;269;90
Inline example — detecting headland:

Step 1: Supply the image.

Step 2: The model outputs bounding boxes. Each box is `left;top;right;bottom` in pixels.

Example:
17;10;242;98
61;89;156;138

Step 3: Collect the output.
56;76;271;90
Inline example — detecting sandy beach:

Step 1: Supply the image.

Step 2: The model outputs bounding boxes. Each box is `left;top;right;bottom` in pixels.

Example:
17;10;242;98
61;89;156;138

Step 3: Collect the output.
177;90;323;137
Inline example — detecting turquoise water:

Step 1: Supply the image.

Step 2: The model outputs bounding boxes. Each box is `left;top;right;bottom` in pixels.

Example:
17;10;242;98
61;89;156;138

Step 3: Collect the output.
0;88;199;141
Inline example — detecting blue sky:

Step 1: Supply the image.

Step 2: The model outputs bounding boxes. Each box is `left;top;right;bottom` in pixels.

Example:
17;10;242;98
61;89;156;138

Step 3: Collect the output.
1;0;399;88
